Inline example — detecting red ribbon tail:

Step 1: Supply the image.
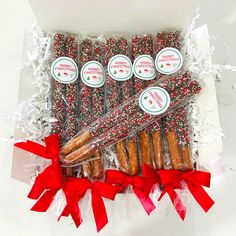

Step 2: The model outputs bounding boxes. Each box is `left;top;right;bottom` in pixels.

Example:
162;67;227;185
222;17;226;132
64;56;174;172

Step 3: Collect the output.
70;204;83;228
27;166;52;199
58;205;70;219
168;190;186;220
91;191;108;232
159;190;186;220
58;203;83;228
14;141;48;158
134;189;156;215
188;184;215;212
30;189;58;212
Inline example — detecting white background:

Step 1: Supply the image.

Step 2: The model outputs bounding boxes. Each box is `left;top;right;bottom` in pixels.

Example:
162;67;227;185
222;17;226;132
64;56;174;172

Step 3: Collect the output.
0;0;236;235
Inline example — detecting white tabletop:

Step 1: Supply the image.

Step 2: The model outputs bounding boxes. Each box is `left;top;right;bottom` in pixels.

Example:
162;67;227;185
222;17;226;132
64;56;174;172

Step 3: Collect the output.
0;0;236;236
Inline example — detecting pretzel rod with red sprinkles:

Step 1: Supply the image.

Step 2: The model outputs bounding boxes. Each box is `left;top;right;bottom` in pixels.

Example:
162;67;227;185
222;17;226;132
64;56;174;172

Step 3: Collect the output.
163;80;199;170
155;31;189;168
105;37;130;174
169;31;193;170
117;37;139;175
147;32;169;169
132;35;146;92
61;72;192;155
79;38;93;177
90;39;106;179
52;33;66;142
64;36;79;140
174;106;193;170
62;80;201;165
132;34;152;168
162;31;191;170
62;35;79;176
141;34;165;170
106;37;120;110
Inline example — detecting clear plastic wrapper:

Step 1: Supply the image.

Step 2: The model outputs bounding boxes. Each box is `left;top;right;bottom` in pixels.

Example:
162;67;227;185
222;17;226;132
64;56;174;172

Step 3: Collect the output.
61;71;202;167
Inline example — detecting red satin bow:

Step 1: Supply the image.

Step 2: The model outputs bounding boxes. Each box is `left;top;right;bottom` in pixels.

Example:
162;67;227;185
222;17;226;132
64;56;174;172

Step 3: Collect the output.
158;170;215;220
14;134;62;211
59;177;120;232
105;165;159;215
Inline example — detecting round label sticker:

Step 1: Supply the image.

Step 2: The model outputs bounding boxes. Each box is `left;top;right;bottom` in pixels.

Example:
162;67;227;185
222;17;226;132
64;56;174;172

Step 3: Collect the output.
108;55;133;81
51;57;78;84
139;87;170;115
133;55;157;80
155;47;183;75
81;61;105;88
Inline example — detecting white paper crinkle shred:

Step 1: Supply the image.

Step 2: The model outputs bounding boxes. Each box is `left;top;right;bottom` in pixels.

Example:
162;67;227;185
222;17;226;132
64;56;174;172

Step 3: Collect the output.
15;25;53;141
183;9;236;80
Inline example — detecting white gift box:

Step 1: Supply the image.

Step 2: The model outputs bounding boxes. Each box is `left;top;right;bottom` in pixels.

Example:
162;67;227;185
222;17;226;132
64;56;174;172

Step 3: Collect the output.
12;1;222;183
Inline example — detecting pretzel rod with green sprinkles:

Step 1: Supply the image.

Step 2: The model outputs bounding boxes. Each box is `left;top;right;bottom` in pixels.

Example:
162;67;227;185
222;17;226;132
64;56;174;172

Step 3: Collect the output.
132;35;146;93
92;40;105;120
90;39;106;179
61;35;79;177
148;32;169;170
174;106;193;170
163;80;200;170
132;35;153;168
162;31;190;171
116;37;133;174
106;37;121;110
52;33;66;142
61;72;192;155
64;35;79;141
168;30;182;50
141;34;165;170
62;79;201;165
79;39;93;128
143;34;155;87
117;37;139;175
117;37;133;101
79;38;93;178
105;37;131;174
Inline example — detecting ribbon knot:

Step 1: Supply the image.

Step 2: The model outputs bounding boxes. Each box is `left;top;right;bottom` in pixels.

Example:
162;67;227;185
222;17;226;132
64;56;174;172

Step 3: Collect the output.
59;177;120;232
158;170;215;220
14;134;62;211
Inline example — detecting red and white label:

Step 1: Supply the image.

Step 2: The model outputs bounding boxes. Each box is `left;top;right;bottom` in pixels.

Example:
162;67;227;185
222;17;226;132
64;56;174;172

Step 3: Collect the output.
133;55;156;80
139;86;170;115
81;61;105;88
155;47;183;75
108;55;133;81
51;57;78;84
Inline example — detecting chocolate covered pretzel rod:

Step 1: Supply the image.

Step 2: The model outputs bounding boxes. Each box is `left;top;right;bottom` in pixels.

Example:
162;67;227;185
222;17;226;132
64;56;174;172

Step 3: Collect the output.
162;31;188;170
90;39;106;179
64;36;79;140
142;34;165;169
64;35;79;176
152;31;182;170
61;72;192;155
106;37;130;174
148;31;177;170
132;35;152;168
79;38;93;177
163;111;182;169
62;80;201;165
117;37;139;175
52;33;66;142
174;106;193;170
150;123;164;170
